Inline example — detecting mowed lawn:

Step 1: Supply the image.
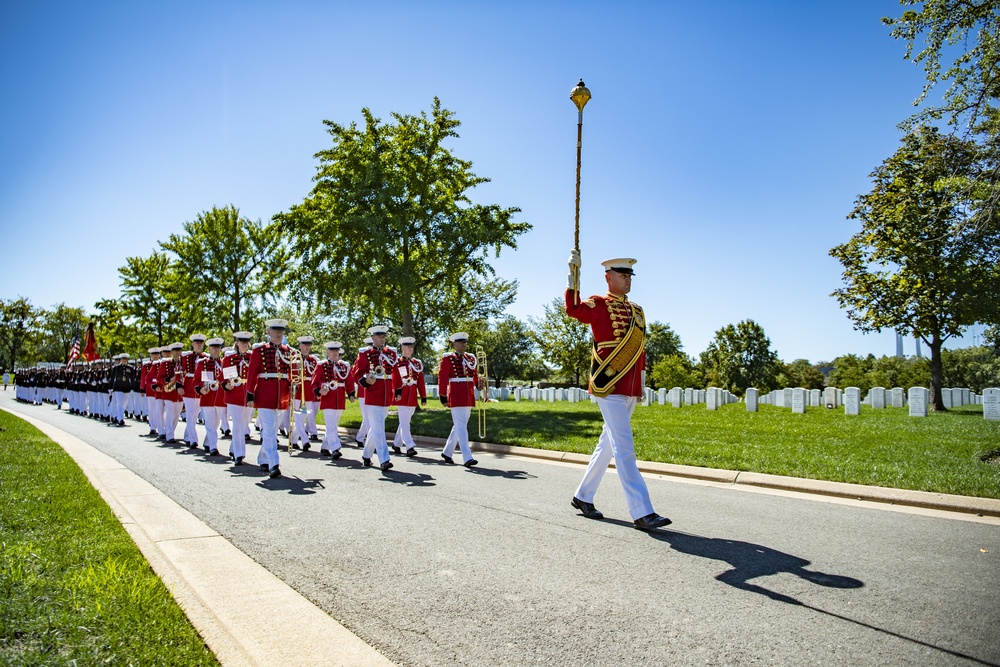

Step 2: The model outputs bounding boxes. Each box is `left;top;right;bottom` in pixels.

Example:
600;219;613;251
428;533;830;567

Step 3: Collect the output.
0;411;218;666
322;399;1000;499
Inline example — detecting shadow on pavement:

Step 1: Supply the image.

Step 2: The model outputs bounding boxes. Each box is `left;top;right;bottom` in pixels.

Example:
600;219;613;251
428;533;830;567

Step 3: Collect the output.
463;466;537;480
255;475;325;495
377;470;437;487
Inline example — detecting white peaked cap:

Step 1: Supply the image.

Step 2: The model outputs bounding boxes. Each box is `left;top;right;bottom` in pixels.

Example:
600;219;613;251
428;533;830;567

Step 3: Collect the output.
297;336;314;344
325;341;343;350
601;257;637;275
207;337;224;346
367;325;389;336
399;336;416;345
190;334;207;342
233;331;252;340
449;332;469;343
265;319;288;329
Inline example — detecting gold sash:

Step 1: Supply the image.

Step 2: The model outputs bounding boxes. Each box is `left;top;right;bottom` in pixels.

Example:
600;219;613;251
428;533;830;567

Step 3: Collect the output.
589;303;645;398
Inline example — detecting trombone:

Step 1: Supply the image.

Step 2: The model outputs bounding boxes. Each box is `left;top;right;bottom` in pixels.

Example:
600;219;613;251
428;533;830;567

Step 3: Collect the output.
475;346;489;438
277;347;307;454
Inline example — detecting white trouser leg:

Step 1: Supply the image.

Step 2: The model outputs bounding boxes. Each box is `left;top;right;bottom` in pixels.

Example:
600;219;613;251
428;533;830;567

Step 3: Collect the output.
228;404;248;459
203;406;221;452
395;406;416;448
442;407;473;462
258;408;279;468
220;405;229;433
279;408;290;433
306;402;319;436
164;401;181;440
574;395;654;520
356;398;370;442
147;397;159;432
362;405;390;464
182;397;200;444
290;402;308;446
321;409;343;451
112;391;125;422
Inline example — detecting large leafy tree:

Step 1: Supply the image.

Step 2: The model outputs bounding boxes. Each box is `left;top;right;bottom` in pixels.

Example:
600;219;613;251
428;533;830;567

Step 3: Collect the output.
700;320;780;395
276;99;529;341
0;297;40;370
644;321;683;370
36;304;89;362
476;316;536;387
831;126;1000;409
777;359;826;390
118;251;181;346
160;205;290;334
649;353;701;390
531;298;591;386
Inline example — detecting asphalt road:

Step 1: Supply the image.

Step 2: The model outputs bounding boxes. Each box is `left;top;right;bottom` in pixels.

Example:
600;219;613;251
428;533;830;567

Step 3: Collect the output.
4;393;999;666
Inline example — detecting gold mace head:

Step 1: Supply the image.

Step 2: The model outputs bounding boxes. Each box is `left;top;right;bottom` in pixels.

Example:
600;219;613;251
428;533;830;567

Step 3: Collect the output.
570;79;591;113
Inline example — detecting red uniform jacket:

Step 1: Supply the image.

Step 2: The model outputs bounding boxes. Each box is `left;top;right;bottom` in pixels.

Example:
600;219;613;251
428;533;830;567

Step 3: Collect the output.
194;356;227;408
296;354;319;404
392;357;426;407
140;361;151;394
222;351;250;406
154;357;183;403
565;288;646;397
310;359;356;410
350;346;397;407
180;351;206;396
437;352;478;407
245;342;292;410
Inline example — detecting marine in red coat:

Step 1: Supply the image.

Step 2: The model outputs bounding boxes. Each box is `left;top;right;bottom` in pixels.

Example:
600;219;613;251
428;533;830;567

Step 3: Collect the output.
223;331;254;465
246;320;293;477
391;336;426;457
311;341;356;457
194;339;228;455
436;332;483;466
351;326;396;470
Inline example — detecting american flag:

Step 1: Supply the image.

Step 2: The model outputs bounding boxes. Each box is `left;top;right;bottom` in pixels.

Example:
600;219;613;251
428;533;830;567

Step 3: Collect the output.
66;334;81;369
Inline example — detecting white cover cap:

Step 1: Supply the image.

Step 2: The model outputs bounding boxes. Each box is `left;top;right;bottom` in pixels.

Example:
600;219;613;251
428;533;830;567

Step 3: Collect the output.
399;336;416;345
449;332;469;343
265;319;288;329
367;325;389;336
169;342;184;351
233;331;252;341
325;341;343;350
207;337;224;346
297;336;314;344
601;257;637;275
189;334;207;342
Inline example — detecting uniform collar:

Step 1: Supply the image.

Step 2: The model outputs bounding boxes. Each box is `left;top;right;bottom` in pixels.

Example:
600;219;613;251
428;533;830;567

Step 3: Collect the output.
606;292;629;303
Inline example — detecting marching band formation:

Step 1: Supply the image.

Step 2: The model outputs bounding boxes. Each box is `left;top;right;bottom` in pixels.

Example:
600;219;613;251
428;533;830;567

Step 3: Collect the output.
13;320;484;480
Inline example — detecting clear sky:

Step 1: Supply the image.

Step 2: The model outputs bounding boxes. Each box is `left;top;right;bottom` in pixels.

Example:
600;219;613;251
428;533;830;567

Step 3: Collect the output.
0;0;988;361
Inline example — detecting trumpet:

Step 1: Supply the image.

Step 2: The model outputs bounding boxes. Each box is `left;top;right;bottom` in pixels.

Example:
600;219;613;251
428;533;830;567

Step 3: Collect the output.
475;346;489;438
209;380;220;391
164;380;177;392
231;377;244;387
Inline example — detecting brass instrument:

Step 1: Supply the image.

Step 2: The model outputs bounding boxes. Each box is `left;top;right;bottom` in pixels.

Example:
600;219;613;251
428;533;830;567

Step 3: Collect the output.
231;376;244;387
475;346;489;438
276;346;308;453
209;380;220;392
164;379;177;393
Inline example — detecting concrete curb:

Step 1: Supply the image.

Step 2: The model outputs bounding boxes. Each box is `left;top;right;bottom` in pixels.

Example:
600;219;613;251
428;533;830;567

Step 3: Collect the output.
341;427;1000;518
3;407;394;667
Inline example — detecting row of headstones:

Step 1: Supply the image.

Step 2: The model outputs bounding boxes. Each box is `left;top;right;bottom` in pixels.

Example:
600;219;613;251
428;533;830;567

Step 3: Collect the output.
426;386;511;401
513;386;592;403
641;386;738;409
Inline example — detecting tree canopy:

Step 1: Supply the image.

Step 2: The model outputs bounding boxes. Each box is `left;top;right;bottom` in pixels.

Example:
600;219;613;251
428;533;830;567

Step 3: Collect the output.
700;319;780;395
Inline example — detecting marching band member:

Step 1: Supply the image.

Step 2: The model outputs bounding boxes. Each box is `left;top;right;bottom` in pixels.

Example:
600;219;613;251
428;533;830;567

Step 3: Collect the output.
565;254;671;531
179;334;208;447
392;336;426;457
223;332;253;465
310;341;356;458
245;319;293;478
350;326;396;472
143;348;162;437
289;336;318;451
194;338;227;456
353;336;374;446
437;332;481;467
154;343;184;443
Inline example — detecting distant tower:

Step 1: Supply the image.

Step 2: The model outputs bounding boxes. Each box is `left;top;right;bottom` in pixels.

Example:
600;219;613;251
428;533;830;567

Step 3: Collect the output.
896;333;904;358
914;336;922;358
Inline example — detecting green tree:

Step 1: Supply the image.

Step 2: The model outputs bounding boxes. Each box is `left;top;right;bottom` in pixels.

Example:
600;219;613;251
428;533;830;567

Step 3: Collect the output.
276;99;529;341
477;317;535;387
93;298;156;358
867;355;930;390
827;354;875;393
160;205;291;333
0;297;40;370
37;304;89;362
650;353;701;390
531;297;590;387
942;345;1000;392
645;321;683;370
117;252;181;346
831;126;1000;410
700;319;780;395
777;359;826;390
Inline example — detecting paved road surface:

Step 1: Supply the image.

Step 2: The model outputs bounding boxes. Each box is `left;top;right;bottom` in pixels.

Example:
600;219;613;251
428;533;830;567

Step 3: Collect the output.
4;394;999;666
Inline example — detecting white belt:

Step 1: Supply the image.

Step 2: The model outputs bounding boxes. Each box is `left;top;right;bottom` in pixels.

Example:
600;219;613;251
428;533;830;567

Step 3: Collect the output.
449;377;473;383
185;373;195;378
258;373;289;380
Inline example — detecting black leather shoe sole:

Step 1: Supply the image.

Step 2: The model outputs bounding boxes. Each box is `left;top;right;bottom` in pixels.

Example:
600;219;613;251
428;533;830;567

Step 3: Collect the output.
633;514;672;531
571;497;604;520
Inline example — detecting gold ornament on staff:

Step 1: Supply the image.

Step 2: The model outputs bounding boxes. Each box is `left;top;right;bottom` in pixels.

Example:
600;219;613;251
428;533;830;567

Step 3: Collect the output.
570;78;591;303
475;346;489;438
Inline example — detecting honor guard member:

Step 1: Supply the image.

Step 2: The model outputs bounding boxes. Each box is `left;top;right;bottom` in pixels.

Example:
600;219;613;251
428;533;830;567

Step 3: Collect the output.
437;332;481;467
565;254;671;531
289;336;319;450
353;336;374;446
245;319;293;478
350;326;396;472
179;334;208;446
194;338;227;456
392;337;426;457
154;343;185;442
143;348;163;437
109;354;131;426
223;332;253;464
129;357;145;422
311;341;356;458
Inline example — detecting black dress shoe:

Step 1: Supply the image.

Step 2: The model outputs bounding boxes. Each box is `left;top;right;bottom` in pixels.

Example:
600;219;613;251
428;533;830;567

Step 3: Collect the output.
354;439;364;447
234;459;244;466
362;457;372;467
309;434;319;442
260;463;269;471
391;446;401;455
209;449;220;457
463;459;478;468
405;448;417;458
380;461;394;472
331;450;342;460
440;454;455;465
321;449;331;457
633;513;672;531
245;434;251;442
571;497;604;520
165;438;176;444
269;466;281;478
203;445;210;452
302;443;311;452
291;443;300;450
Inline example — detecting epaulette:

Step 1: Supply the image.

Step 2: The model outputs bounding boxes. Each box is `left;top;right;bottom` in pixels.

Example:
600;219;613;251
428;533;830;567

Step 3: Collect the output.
581;298;596;308
442;351;455;357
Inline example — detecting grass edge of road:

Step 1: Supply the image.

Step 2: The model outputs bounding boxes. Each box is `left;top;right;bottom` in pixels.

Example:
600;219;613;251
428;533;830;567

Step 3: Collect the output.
0;409;219;667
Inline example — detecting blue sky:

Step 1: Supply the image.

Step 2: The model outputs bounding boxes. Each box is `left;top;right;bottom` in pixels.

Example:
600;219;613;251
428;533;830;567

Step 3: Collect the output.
0;0;988;360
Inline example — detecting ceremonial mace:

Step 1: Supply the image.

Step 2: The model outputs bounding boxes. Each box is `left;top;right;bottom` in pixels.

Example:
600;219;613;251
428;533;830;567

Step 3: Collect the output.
570;79;591;305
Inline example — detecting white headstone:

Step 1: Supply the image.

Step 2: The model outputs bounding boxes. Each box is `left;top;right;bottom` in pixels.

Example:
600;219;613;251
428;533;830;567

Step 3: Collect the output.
870;387;886;409
706;388;718;410
941;388;953;408
781;388;793;408
962;388;971;406
670;387;682;408
809;389;821;407
984;388;1000;421
684;388;693;405
845;387;861;415
657;388;667;405
890;387;905;408
823;387;836;409
745;387;758;412
908;387;928;417
792;388;807;414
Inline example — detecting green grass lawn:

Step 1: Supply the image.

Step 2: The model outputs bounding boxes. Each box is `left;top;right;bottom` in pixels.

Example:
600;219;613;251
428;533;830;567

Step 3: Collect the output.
319;399;1000;499
0;411;218;666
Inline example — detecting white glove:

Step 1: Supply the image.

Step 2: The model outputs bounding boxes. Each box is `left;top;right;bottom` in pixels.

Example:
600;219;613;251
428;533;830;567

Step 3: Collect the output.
567;249;581;291
568;249;581;269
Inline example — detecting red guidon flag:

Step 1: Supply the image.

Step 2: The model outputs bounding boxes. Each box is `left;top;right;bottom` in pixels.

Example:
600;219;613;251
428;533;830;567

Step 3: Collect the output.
82;322;99;361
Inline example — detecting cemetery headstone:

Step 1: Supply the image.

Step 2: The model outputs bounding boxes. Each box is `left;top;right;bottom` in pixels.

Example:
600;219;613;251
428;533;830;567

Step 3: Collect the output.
908;387;928;417
746;387;758;412
792;388;807;414
984;388;1000;421
845;387;861;415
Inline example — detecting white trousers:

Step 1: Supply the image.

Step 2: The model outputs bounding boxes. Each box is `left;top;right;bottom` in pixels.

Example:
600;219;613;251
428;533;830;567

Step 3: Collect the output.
356;398;370;443
443;406;473;463
321;409;344;452
293;399;319;436
164;401;182;441
574;395;654;521
394;405;416;448
219;405;229;433
148;396;161;434
111;391;126;422
361;404;390;464
182;396;200;444
290;404;308;446
202;406;225;452
227;404;251;459
257;408;280;469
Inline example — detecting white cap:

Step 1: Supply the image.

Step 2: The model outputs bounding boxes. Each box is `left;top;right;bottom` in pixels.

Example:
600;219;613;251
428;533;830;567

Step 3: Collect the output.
325;341;343;350
207;337;224;346
190;334;207;342
601;257;637;275
147;347;160;354
367;325;389;336
233;331;252;341
399;336;416;345
363;337;373;345
265;319;288;329
449;332;469;343
169;342;184;351
119;353;130;360
297;336;314;344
